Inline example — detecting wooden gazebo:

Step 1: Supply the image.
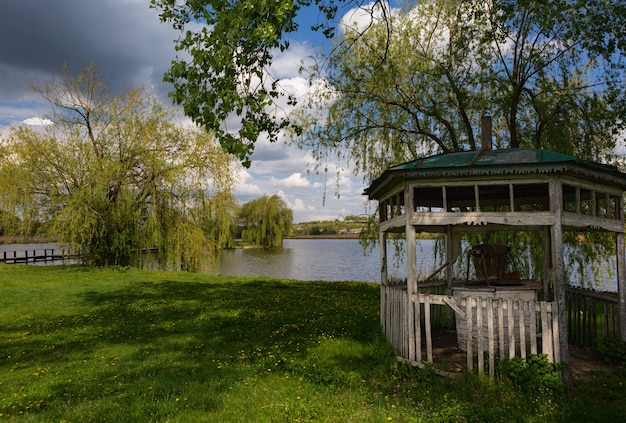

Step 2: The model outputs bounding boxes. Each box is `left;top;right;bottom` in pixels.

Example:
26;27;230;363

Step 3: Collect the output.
364;142;626;377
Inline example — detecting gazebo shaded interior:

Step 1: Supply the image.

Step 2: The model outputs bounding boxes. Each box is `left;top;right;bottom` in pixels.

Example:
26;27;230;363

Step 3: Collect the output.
365;148;626;375
382;183;619;221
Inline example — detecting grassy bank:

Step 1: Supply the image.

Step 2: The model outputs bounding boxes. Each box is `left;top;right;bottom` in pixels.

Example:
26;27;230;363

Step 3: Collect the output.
1;265;624;422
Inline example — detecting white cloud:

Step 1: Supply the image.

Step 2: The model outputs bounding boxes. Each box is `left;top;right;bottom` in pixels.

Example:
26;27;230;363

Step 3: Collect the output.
233;168;264;198
275;173;311;188
340;1;392;34
290;198;313;212
270;42;315;79
23;117;53;126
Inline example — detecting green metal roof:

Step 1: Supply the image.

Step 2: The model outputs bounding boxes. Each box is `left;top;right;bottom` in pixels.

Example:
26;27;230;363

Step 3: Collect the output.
365;148;626;199
387;148;615;171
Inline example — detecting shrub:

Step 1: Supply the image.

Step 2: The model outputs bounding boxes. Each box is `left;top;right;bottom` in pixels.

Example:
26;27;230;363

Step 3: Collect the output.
595;337;626;364
498;354;563;392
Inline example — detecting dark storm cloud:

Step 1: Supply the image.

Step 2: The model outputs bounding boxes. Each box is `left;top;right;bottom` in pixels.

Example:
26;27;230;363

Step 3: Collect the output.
0;1;368;222
0;0;178;100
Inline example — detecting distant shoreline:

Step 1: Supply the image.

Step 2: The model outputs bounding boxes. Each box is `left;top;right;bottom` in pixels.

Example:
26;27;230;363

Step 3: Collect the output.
0;236;59;245
288;234;361;240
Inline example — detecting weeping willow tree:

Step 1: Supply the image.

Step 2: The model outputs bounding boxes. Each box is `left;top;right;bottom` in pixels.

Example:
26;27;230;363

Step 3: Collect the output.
296;0;625;181
239;195;293;248
0;64;236;271
293;0;625;288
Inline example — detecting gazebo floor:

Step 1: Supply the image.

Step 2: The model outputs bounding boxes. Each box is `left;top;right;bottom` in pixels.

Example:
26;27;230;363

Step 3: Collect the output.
418;329;619;379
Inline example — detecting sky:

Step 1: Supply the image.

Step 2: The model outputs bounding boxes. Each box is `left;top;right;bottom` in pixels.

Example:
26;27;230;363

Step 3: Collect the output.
0;0;380;223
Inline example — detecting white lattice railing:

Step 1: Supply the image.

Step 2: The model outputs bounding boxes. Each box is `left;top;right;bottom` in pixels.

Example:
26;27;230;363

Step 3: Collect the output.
381;285;560;378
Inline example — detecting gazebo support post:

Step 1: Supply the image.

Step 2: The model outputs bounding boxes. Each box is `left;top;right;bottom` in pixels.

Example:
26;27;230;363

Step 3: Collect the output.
406;225;417;291
617;232;626;341
550;179;569;379
446;227;461;328
380;231;388;287
542;227;552;301
618;194;626;341
379;230;388;336
405;184;417;295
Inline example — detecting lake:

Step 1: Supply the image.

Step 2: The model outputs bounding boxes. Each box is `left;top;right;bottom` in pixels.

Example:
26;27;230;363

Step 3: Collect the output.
216;239;437;283
2;239;616;290
0;242;59;254
0;242;81;266
0;239;436;282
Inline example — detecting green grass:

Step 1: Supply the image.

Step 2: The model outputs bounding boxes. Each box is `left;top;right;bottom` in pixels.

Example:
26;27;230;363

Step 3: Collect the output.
1;265;625;422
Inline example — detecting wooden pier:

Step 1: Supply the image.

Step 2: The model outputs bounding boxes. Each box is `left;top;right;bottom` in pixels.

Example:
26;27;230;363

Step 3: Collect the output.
1;248;80;264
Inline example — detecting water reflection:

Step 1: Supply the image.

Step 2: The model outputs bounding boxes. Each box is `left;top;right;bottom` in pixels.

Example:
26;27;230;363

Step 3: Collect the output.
2;238;617;290
0;242;80;266
216;239;436;283
1;239;436;283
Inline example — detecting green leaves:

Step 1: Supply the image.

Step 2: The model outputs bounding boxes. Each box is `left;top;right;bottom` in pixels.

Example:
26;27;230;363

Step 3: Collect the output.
152;0;624;175
152;0;302;166
151;0;366;166
296;0;625;185
498;354;564;393
239;195;293;248
0;64;236;270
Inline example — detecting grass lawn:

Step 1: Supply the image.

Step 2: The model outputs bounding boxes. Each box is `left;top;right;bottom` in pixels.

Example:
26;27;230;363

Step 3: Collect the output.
1;265;625;422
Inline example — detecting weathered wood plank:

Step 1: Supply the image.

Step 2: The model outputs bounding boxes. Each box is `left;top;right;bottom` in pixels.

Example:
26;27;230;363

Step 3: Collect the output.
477;298;484;373
407;291;415;361
541;301;553;361
561;213;624;232
519;300;527;359
529;301;537;355
409;212;556;227
617;232;626;341
498;301;505;360
551;302;560;363
487;298;495;379
425;295;433;363
415;295;422;365
507;298;515;358
466;298;473;371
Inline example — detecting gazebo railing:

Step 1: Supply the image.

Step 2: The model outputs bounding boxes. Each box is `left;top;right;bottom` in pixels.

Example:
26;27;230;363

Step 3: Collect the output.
381;285;561;378
566;286;620;346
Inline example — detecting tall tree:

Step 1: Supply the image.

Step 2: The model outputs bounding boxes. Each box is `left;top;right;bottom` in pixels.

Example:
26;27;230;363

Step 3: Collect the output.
150;0;389;166
290;0;626;281
152;0;624;172
476;0;626;153
297;0;487;180
239;195;293;248
0;64;236;270
295;0;625;181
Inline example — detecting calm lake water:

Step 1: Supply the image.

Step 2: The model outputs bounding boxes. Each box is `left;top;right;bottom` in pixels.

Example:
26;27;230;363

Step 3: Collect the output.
2;239;616;290
0;239;436;282
0;242;81;265
216;239;437;283
218;239;617;290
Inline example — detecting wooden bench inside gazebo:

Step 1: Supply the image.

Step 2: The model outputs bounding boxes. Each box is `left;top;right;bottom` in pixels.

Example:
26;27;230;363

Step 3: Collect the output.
364;136;626;379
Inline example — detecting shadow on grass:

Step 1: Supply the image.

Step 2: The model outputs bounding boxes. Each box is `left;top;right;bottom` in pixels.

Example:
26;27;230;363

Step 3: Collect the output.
3;271;626;422
76;278;380;353
1;276;383;418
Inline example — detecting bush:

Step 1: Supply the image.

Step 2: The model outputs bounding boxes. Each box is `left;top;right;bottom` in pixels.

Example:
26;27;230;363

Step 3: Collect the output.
595;337;626;364
498;354;563;392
